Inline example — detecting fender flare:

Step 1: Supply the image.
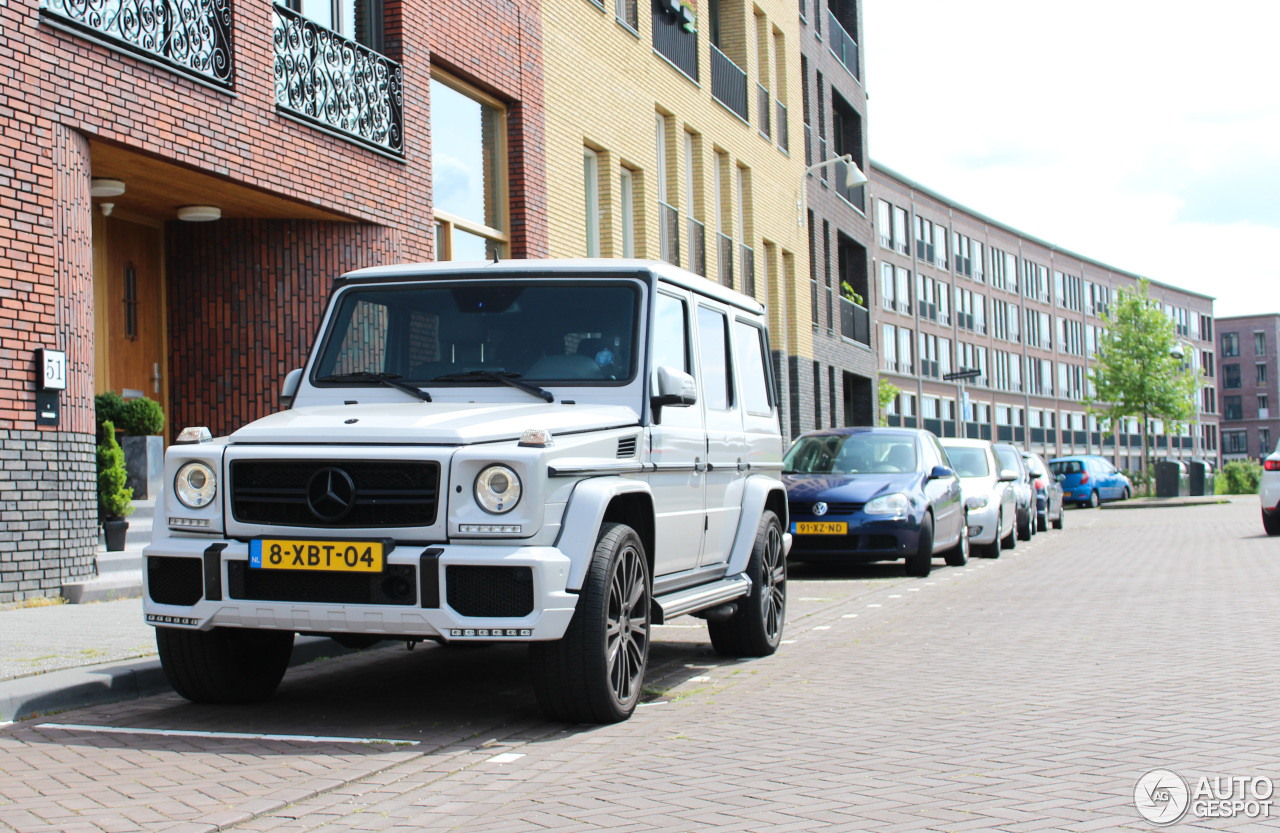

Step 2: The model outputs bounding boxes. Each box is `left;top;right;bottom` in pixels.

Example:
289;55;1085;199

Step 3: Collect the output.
725;475;790;576
554;476;654;591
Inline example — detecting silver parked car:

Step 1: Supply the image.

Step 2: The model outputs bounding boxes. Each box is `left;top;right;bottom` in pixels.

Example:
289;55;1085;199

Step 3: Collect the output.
992;443;1036;541
940;438;1017;558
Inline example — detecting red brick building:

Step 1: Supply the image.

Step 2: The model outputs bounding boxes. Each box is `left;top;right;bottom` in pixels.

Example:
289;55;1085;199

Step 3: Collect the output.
0;0;548;602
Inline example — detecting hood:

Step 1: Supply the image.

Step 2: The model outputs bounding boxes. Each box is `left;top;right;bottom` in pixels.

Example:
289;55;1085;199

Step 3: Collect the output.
783;472;920;503
229;402;640;445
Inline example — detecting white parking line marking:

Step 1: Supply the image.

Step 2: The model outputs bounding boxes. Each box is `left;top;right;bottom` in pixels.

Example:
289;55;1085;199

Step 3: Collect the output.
36;724;420;746
841;614;858;618
637;701;668;708
813;626;831;630
866;603;882;608
688;676;711;682
907;588;921;592
487;753;525;763
888;594;902;598
781;639;796;644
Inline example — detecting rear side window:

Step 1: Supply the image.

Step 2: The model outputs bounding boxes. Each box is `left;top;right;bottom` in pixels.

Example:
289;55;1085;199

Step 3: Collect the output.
945;446;989;478
734;320;771;415
697;306;732;411
993;446;1022;473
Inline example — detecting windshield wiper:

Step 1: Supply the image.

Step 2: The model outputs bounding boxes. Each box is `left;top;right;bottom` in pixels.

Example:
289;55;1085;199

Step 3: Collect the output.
431;370;554;403
318;372;432;402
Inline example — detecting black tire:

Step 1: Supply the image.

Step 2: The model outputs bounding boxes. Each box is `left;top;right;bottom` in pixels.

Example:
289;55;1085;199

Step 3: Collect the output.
1051;502;1064;530
1263;509;1280;536
156;626;294;704
1000;511;1016;551
978;511;1002;558
530;522;650;724
1036;509;1048;533
1122;486;1131;500
1017;506;1032;541
1087;490;1100;509
905;514;934;577
708;510;786;657
942;521;969;567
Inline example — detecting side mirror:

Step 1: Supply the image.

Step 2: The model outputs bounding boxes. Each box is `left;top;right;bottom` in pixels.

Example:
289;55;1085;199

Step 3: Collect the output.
928;465;953;481
997;469;1019;482
652;366;697;407
280;368;303;408
1030;469;1045;479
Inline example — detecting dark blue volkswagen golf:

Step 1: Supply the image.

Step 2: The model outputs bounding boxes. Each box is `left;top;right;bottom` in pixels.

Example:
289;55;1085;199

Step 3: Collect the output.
783;427;967;577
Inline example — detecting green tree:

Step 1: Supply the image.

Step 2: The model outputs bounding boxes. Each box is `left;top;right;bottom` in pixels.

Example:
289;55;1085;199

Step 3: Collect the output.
877;377;901;426
1086;278;1198;470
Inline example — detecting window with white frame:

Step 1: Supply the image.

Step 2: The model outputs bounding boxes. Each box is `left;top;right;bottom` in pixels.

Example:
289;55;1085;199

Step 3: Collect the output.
583;148;601;257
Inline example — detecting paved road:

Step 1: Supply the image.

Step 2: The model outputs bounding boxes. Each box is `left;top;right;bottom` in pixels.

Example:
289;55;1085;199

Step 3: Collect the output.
1;498;1275;832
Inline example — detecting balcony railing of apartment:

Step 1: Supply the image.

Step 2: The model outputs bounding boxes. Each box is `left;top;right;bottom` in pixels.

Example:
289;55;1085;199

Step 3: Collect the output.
827;11;859;80
776;100;789;152
710;45;748;122
757;84;771;139
741;243;755;296
652;0;698;82
659;201;681;266
818;137;829;181
273;3;404;154
839;297;870;346
833;157;864;209
41;0;234;87
718;232;735;288
687;217;706;277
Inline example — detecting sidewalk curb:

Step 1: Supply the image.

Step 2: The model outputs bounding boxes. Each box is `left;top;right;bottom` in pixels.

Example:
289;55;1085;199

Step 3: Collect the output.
0;636;385;723
1099;496;1232;509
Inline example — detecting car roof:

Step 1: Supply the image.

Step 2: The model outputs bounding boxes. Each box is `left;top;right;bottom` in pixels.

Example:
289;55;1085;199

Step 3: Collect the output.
938;437;990;448
796;427;921;440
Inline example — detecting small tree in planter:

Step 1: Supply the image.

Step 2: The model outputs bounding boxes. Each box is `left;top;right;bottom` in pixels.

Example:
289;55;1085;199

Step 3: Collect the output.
97;419;134;551
112;396;166;499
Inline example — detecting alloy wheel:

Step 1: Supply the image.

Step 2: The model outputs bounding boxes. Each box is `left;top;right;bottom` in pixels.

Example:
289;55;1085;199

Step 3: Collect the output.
606;542;649;706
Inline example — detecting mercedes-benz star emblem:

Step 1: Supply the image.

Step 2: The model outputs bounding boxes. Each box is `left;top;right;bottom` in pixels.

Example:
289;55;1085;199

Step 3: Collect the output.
812;501;828;516
307;467;356;522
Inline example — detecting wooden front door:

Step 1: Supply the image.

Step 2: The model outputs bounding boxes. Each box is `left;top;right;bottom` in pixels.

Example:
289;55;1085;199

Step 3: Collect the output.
94;216;167;424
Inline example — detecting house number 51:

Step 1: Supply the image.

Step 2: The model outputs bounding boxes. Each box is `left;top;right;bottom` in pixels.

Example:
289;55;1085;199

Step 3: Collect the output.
38;349;67;391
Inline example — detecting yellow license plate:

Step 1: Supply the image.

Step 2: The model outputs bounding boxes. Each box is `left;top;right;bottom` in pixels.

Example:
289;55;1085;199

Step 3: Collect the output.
249;539;384;572
795;521;848;535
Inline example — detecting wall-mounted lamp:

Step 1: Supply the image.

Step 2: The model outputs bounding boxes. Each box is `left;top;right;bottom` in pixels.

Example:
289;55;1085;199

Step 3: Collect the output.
177;205;222;222
797;155;868;226
100;203;115;217
90;178;126;198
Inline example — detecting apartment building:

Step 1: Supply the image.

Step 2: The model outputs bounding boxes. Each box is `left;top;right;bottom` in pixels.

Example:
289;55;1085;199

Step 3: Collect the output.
1216;314;1280;460
871;164;1219;470
794;0;877;435
541;0;816;440
0;0;548;602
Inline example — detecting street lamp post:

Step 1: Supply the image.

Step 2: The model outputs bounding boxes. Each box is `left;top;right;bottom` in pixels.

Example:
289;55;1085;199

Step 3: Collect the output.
797;155;868;226
1170;340;1202;463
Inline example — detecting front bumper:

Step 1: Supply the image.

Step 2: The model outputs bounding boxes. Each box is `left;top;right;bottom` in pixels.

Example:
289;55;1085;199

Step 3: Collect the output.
1261;478;1280;514
142;538;577;642
788;514;921;561
965;503;1000;545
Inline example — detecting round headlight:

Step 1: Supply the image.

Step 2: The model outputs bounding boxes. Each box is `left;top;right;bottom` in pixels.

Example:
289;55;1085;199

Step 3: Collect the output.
474;465;521;514
175;461;217;509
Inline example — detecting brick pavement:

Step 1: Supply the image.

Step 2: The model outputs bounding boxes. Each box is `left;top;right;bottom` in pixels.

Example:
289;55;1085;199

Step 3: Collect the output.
1;498;1276;832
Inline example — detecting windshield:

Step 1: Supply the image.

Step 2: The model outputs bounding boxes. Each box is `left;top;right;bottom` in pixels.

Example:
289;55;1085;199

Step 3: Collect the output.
942;446;989;478
314;282;640;385
784;434;917;474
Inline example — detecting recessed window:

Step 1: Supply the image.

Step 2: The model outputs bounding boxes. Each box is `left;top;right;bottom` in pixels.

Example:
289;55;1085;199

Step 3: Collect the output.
584;148;601;257
1222;332;1240;357
431;75;507;261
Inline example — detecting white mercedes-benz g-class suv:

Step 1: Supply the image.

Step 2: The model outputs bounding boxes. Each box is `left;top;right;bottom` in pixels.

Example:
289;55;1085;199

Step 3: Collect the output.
145;259;790;723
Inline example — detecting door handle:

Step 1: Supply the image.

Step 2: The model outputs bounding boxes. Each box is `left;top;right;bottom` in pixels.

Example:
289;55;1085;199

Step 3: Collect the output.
694;458;707;472
152;362;162;394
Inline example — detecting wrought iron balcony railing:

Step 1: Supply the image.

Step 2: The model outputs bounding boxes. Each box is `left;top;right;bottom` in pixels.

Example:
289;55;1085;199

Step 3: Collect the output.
40;0;234;87
718;232;735;289
757;83;770;139
776;100;789;152
659;201;681;266
272;3;404;155
687;217;706;277
828;11;860;80
710;45;748;122
741;243;755;297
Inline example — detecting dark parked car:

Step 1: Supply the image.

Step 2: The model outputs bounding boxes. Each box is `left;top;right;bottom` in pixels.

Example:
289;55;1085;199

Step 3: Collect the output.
1022;450;1064;531
992;443;1036;541
783;427;967;577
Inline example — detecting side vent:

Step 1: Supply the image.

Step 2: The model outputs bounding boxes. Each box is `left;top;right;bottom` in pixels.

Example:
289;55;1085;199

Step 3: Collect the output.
617;437;638;458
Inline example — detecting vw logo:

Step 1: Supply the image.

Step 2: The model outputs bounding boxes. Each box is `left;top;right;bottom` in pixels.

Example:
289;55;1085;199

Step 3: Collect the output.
306;467;356;522
812;501;828;516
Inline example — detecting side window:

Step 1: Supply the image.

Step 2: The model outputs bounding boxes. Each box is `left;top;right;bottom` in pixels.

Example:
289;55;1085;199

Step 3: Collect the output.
929;436;949;470
734;320;771;415
653;293;689;374
697;306;733;411
918;437;938;470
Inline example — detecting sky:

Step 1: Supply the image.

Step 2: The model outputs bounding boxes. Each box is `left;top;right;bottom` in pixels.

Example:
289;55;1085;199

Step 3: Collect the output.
863;0;1278;317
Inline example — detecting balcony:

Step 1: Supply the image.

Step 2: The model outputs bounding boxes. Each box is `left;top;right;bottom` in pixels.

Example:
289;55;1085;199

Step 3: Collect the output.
776;100;789;152
839;297;870;346
687;217;706;277
827;11;859;81
41;0;234;87
659;201;681;266
757;84;771;139
273;3;404;154
741;243;755;297
710;45;748;122
833;156;864;210
718;232;734;288
652;0;698;82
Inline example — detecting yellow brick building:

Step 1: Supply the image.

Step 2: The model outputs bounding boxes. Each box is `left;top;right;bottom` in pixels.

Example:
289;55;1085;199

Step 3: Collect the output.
540;0;814;386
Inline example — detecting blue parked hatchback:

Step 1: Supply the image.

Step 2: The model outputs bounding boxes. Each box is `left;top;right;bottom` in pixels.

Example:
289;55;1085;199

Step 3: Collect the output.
783;427;967;577
1048;455;1133;508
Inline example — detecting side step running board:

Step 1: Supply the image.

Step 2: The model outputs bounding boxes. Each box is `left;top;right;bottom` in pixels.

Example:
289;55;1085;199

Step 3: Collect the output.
652;575;752;624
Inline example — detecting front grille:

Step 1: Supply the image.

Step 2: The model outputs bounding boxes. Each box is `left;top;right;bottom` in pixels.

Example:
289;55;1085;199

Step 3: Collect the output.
148;556;204;606
227;561;417;606
230;460;439;528
446;566;534;618
789;501;864;516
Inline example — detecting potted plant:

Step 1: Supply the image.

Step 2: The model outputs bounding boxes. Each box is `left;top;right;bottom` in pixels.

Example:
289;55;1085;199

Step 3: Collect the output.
98;393;166;499
97;418;134;551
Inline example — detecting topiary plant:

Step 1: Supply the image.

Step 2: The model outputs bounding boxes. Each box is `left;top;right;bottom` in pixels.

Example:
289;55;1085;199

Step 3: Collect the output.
120;396;165;436
95;391;127;436
97;419;134;521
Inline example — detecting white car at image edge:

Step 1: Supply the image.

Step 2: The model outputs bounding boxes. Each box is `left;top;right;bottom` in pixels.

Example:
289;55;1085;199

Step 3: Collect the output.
1263;445;1280;536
